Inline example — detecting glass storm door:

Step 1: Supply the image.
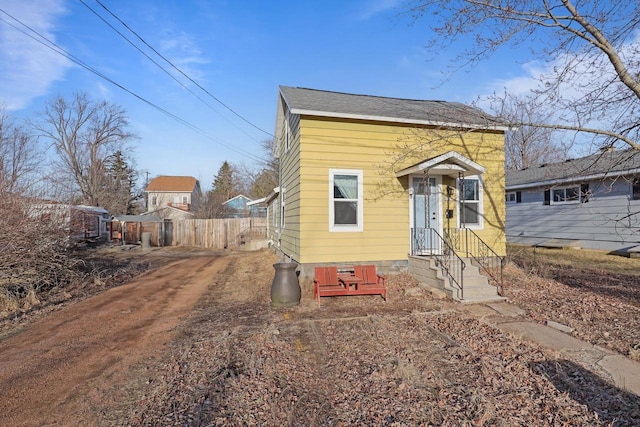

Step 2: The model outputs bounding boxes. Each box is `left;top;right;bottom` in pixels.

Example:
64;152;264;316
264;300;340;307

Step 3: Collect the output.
412;177;441;254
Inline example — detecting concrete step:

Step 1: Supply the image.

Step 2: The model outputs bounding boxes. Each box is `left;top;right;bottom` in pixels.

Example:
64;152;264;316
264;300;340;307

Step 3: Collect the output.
410;255;504;304
464;276;489;287
456;289;505;303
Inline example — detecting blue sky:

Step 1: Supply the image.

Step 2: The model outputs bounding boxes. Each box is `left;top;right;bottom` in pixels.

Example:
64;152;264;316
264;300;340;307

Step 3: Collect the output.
0;0;534;191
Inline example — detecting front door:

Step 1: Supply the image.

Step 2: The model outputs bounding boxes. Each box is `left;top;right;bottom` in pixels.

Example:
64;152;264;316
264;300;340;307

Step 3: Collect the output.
412;176;441;254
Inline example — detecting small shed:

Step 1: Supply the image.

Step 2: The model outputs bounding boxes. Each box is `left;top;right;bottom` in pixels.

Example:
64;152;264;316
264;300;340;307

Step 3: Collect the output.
110;215;167;246
70;206;110;242
29;202;110;244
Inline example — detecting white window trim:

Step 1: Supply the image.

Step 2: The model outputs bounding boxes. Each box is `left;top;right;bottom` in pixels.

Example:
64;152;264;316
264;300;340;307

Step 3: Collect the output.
329;169;363;232
457;175;484;230
505;191;518;204
551;186;581;204
280;188;285;228
284;111;290;154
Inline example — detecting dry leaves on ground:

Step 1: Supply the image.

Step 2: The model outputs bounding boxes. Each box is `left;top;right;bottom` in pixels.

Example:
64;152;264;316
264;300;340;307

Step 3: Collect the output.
122;249;640;426
505;249;640;360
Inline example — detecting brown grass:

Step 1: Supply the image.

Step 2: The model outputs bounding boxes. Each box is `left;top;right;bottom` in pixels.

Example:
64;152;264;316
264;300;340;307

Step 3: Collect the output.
508;244;640;276
506;243;640;359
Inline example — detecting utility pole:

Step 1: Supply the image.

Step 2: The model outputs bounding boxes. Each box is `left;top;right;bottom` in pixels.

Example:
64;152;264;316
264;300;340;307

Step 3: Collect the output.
141;170;151;211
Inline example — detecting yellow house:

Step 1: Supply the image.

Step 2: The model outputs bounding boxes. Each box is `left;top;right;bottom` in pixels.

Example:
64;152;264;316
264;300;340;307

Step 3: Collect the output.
268;86;508;301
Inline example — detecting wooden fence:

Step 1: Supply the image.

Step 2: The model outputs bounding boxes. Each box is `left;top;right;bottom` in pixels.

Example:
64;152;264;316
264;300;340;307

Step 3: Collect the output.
171;217;267;249
109;217;267;249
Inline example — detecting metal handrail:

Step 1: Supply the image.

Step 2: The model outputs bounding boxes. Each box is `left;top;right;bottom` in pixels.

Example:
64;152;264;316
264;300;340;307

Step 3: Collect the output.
411;228;466;299
236;225;267;246
446;228;504;295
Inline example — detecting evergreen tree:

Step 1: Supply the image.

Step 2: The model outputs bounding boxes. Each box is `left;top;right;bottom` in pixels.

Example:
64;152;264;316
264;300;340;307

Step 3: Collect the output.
104;151;140;214
205;161;238;218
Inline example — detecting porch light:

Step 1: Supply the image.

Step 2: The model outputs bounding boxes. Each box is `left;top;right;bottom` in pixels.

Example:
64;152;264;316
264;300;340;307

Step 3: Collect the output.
447;186;454;197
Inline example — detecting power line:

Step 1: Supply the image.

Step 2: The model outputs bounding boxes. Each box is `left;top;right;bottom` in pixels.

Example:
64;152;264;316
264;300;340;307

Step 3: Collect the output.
78;0;266;145
0;7;267;164
93;0;275;138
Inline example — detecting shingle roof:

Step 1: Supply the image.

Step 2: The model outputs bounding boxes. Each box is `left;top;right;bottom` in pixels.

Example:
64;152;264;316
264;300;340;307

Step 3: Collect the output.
506;149;640;188
278;86;506;129
145;176;198;192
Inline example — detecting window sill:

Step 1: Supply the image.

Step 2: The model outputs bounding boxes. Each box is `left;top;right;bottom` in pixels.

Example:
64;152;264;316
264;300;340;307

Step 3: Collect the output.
329;225;363;233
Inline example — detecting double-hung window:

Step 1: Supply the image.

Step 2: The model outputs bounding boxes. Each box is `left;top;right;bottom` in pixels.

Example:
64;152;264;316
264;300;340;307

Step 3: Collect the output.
459;176;482;228
329;169;363;232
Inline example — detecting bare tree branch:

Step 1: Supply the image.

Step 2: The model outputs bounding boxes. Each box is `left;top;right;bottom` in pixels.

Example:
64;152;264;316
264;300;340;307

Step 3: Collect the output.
405;1;640;151
34;93;137;212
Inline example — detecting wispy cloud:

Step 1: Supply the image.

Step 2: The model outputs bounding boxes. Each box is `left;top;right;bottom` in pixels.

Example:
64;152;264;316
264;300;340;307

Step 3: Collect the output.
476;61;546;107
356;0;404;20
160;31;209;83
480;30;640;105
95;81;111;101
0;0;73;110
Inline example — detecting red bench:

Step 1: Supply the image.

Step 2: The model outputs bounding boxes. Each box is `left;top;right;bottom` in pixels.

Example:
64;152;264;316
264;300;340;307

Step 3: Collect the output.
313;264;387;304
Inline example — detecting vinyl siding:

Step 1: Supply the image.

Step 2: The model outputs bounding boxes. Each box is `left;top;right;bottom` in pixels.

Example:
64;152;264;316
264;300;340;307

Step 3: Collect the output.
465;133;506;256
506;177;640;251
298;118;407;264
277;111;302;260
278;116;506;264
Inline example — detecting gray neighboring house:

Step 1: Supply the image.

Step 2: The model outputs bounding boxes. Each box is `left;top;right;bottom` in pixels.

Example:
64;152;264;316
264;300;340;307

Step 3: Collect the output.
506;148;640;253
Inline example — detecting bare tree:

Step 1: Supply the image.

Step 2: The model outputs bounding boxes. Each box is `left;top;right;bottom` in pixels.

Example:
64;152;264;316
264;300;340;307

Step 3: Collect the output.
486;92;568;169
405;1;640;150
0;107;42;193
0;109;84;314
35;93;136;211
239;138;279;199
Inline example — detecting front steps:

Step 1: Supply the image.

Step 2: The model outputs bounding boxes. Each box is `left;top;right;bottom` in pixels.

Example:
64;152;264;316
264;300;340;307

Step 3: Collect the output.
408;255;505;304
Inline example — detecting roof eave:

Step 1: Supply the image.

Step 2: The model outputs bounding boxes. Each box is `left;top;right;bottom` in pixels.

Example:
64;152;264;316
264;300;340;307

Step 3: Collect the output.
290;108;509;132
506;167;640;190
396;151;487;178
246;197;267;206
265;187;280;204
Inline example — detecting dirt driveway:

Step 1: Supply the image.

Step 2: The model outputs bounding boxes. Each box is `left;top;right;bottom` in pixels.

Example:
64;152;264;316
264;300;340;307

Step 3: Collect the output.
0;252;228;427
1;247;638;426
